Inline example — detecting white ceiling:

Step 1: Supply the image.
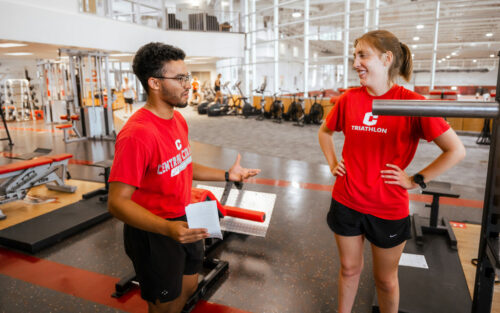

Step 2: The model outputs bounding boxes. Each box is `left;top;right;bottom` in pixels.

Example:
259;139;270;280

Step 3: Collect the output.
259;0;500;70
0;0;498;72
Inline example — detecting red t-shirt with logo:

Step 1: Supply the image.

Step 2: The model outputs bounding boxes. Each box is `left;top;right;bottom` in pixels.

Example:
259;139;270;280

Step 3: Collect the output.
325;85;450;220
109;108;193;219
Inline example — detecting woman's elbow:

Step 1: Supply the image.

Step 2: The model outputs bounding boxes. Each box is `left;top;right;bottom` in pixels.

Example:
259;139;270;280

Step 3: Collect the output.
452;143;466;163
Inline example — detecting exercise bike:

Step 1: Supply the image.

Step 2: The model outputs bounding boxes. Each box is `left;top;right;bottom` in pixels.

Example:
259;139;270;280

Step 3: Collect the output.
254;78;269;121
302;90;324;125
232;81;257;118
284;89;303;123
270;90;284;123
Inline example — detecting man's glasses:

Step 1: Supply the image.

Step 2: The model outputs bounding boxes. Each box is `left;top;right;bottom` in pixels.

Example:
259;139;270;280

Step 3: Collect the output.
153;74;192;84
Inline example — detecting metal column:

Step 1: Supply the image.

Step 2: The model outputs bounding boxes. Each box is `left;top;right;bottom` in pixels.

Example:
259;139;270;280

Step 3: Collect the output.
273;0;279;94
430;1;440;90
304;0;309;98
343;0;350;89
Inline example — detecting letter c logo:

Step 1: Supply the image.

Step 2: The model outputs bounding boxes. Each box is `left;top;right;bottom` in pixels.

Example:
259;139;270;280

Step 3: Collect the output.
363;112;378;126
175;139;182;150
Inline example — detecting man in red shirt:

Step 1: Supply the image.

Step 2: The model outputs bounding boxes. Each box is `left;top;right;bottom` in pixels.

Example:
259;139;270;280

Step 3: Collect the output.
108;42;260;313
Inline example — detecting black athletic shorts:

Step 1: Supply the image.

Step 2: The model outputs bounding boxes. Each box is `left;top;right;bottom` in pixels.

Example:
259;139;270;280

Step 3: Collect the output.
326;199;411;248
124;97;134;104
192;89;198;94
123;215;204;303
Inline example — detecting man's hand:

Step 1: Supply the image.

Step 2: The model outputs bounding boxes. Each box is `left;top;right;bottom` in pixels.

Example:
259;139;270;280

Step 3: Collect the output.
228;154;261;182
165;220;209;243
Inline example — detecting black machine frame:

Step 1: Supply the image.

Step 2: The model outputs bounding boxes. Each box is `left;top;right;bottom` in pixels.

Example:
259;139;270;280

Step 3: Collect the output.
372;50;500;313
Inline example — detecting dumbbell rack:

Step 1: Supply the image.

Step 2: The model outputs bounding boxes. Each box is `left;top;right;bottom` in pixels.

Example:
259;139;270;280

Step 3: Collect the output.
372;50;500;313
0;91;13;146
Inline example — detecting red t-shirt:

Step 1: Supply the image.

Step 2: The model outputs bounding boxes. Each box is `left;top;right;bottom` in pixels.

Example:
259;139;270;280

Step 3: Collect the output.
109;108;193;219
325;85;450;220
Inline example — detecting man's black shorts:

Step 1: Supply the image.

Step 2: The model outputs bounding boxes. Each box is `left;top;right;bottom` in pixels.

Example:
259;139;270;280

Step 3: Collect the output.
326;199;411;248
123;215;204;303
124;97;134;104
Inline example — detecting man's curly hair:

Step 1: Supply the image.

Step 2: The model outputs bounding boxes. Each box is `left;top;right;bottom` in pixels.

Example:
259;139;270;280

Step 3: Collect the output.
132;42;186;94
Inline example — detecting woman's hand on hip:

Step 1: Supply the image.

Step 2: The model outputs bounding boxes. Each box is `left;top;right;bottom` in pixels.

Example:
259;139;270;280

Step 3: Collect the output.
331;159;346;177
380;164;417;189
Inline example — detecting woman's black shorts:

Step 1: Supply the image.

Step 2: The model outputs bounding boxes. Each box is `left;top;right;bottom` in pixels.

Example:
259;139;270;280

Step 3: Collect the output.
326;199;411;248
124;215;204;303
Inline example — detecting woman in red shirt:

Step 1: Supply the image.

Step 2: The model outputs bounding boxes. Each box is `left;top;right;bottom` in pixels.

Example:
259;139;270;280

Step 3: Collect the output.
318;30;465;313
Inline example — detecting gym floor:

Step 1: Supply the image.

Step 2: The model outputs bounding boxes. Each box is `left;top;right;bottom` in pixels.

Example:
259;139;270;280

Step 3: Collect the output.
0;104;498;313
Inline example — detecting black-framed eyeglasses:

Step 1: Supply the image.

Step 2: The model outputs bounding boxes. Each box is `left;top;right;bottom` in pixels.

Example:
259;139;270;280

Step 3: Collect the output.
153;74;192;84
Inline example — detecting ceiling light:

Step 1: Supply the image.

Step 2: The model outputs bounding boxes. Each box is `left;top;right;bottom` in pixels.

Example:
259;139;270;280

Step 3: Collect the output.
0;43;28;48
451;86;457;90
416;24;424;29
110;53;133;57
412;44;417;49
451;52;457;56
446;55;450;59
411;54;414;58
491;54;495;58
292;12;301;18
486;33;493;37
221;1;228;6
4;52;33;56
438;60;442;63
473;59;477;63
413;36;420;41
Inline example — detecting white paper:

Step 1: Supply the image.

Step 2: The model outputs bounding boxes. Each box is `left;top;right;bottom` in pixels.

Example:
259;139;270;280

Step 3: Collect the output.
399;253;429;269
185;200;223;239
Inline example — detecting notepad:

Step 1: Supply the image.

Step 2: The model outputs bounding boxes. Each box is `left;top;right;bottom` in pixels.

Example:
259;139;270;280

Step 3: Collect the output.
185;200;223;239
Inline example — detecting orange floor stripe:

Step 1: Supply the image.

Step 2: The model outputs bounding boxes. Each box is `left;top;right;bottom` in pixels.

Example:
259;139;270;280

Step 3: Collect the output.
246;178;483;209
0;248;250;313
192;300;252;313
0;248;146;313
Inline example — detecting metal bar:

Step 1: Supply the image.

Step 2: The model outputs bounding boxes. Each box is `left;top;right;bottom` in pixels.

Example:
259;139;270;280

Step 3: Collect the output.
430;1;440;90
372;100;499;118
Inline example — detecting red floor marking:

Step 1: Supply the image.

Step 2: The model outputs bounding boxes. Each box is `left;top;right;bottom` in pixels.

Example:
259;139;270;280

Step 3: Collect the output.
0;248;251;313
0;126;59;133
191;300;252;313
69;159;94;165
408;193;483;209
0;248;146;313
246;178;483;209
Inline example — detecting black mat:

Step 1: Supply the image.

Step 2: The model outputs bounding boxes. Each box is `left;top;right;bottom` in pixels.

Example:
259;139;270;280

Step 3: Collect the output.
372;218;472;313
0;198;110;253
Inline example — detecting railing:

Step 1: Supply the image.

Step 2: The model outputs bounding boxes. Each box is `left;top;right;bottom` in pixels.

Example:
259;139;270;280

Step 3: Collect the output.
79;0;241;33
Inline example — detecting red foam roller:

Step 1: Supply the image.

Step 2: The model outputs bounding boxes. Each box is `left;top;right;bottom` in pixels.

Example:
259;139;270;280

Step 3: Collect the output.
223;205;266;223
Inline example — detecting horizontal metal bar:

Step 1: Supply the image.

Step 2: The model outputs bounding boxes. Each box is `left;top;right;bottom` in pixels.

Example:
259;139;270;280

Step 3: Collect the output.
372;100;499;118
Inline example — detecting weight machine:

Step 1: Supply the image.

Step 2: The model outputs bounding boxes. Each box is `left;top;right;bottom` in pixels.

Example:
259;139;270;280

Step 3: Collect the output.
372;51;500;312
2;79;35;121
59;48;115;140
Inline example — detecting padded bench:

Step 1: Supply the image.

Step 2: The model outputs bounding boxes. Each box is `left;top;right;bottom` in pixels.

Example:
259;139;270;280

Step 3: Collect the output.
0;153;76;220
56;115;85;143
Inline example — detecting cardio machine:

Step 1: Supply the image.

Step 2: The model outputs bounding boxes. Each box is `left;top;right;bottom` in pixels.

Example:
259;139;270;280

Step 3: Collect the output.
207;81;231;116
232;81;257;118
301;90;324;125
